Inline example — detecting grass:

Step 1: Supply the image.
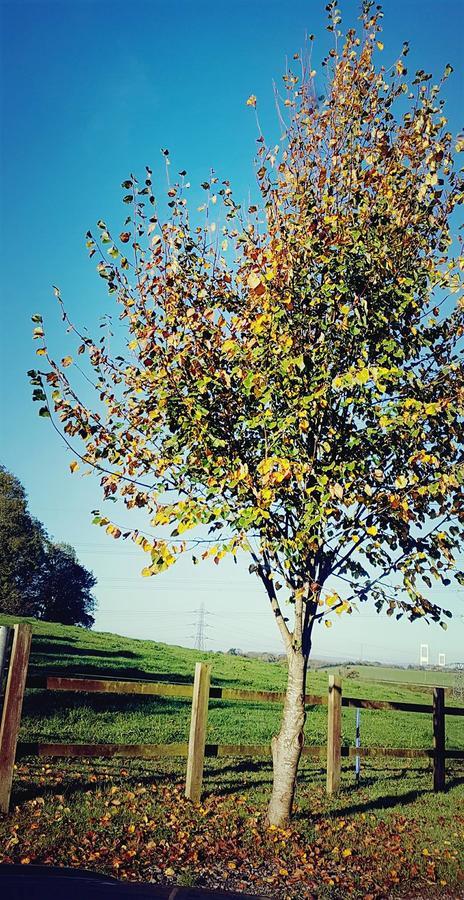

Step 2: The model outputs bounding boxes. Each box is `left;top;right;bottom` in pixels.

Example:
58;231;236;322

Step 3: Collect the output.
0;614;463;898
1;614;462;752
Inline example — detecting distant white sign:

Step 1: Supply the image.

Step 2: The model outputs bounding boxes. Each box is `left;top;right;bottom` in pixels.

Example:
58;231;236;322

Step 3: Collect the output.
420;643;429;666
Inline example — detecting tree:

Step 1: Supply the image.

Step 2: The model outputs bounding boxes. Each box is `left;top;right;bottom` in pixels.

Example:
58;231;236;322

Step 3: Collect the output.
38;542;96;628
0;466;96;627
0;466;46;616
29;3;463;824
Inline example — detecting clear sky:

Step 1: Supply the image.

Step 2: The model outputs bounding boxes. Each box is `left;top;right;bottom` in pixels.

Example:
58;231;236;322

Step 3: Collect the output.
1;0;463;666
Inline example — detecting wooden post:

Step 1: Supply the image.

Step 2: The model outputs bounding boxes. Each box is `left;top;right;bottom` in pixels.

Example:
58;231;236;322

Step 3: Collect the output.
185;662;211;803
433;687;445;792
326;675;342;796
0;623;32;813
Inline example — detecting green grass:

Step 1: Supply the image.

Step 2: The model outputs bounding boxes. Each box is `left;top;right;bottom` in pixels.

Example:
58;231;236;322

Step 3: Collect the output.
1;615;463;897
1;614;463;752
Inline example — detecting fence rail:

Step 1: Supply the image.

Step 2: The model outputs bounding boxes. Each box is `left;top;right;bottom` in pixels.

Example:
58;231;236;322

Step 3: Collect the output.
1;623;463;814
25;672;464;716
16;741;464;761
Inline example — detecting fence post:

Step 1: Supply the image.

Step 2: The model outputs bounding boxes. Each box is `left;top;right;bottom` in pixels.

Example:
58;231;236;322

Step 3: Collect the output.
433;687;445;792
327;674;342;796
185;662;211;803
0;623;32;813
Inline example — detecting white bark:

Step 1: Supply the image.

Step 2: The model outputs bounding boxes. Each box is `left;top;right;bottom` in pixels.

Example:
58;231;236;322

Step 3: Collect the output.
266;648;307;826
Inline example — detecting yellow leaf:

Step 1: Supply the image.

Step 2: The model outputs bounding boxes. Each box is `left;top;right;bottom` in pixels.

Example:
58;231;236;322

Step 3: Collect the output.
342;848;352;857
165;867;175;877
376;41;384;50
69;460;79;473
251;313;269;334
141;567;152;577
336;602;350;615
355;367;369;385
324;620;332;628
366;525;378;536
62;356;73;367
222;339;237;354
246;94;257;108
247;271;265;294
245;268;259;290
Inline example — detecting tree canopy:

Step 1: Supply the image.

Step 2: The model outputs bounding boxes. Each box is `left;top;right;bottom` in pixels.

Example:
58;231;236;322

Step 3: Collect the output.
0;466;96;627
29;1;463;822
0;466;46;617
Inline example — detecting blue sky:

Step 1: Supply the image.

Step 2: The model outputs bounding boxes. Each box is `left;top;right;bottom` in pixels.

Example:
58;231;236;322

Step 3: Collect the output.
1;0;463;665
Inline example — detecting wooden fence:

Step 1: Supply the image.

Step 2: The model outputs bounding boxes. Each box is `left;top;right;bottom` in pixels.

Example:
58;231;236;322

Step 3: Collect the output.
1;623;463;813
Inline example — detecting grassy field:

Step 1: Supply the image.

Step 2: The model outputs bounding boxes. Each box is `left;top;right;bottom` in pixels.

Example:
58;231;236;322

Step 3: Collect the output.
0;614;462;752
0;615;463;898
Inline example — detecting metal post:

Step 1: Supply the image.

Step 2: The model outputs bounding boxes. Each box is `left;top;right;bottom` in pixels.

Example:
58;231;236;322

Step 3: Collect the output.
355;708;361;785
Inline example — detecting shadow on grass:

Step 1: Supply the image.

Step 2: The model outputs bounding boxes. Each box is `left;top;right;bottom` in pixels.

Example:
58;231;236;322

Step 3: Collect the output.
303;772;464;820
202;759;328;798
27;665;195;683
10;756;464;815
201;761;431;800
10;768;181;806
33;645;139;661
21;692;193;720
27;661;241;687
32;635;78;645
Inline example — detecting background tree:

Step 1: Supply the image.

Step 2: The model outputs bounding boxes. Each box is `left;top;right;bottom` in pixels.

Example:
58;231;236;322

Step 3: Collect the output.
0;465;96;627
30;2;463;825
38;542;96;628
0;465;46;616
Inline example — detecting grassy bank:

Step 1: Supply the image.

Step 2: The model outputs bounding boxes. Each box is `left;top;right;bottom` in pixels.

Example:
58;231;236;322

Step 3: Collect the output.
0;615;462;752
0;615;463;898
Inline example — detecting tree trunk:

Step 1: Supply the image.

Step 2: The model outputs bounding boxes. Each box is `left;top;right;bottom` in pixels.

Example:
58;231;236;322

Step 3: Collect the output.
266;648;307;826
